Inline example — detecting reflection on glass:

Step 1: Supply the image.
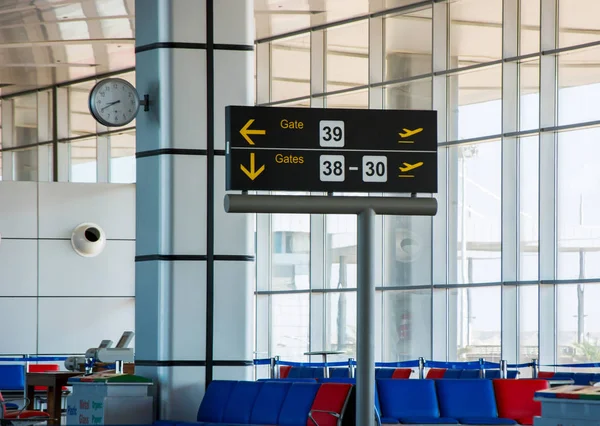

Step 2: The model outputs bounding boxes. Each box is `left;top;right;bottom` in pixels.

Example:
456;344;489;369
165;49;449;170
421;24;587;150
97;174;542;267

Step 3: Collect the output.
520;60;539;131
271;214;310;291
449;0;502;68
271;293;310;361
13;148;37;182
384;289;431;361
520;136;539;280
520;0;540;55
557;128;600;279
326;292;357;360
326;89;369;109
558;47;600;126
70;80;98;137
450;286;501;362
110;132;136;183
384;7;432;81
448;65;502;141
327;21;369;92
14;94;37;147
0;151;2;181
271;34;310;102
557;284;600;365
70;138;97;183
519;285;539;370
383;216;432;286
449;141;502;284
385;78;432;110
559;0;600;48
327;215;357;289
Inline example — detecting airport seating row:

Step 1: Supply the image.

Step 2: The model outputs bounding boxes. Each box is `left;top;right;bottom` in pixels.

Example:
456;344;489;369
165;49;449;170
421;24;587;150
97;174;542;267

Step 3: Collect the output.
427;369;519;379
152;378;549;426
537;371;600;385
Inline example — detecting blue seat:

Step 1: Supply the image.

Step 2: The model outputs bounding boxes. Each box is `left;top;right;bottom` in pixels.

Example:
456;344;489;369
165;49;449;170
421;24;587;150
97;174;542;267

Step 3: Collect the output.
221;381;264;424
196;380;238;423
376;368;395;379
443;369;462;379
592;373;600;384
287;367;324;379
552;372;574;380
330;367;351;378
573;373;595;385
0;365;25;390
249;380;291;424
377;379;457;424
484;370;518;379
278;382;320;426
259;377;317;382
435;379;517;425
459;369;481;379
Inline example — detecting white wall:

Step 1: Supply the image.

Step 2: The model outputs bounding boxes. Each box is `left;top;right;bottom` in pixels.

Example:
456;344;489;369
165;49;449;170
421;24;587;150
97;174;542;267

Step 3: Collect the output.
0;182;135;356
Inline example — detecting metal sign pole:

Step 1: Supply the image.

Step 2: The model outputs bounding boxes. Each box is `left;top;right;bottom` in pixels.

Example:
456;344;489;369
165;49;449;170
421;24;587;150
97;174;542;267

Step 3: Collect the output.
357;208;376;426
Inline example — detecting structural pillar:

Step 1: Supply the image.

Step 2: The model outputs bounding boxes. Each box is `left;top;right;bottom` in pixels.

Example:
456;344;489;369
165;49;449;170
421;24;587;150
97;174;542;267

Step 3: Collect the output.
134;0;255;421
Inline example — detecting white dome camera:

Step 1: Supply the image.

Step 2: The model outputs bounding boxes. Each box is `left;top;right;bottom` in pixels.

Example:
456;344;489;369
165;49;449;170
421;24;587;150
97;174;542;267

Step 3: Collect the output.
71;223;106;257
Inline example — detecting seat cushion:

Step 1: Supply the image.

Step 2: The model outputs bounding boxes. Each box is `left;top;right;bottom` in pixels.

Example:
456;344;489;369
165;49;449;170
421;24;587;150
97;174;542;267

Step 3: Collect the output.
279;382;320;426
381;417;400;424
399;416;458;424
443;369;462;378
459;369;481;379
377;379;440;420
250;380;291;424
436;379;499;419
222;381;264;424
197;380;238;423
459;417;517;425
308;383;352;426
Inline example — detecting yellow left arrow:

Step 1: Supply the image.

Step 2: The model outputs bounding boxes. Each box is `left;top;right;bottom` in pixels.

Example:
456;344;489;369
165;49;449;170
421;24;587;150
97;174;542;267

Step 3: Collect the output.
240;152;265;180
240;119;266;145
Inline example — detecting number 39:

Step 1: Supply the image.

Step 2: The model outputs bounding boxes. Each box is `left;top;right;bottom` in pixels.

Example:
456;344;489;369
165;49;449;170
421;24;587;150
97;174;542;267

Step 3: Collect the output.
322;126;343;142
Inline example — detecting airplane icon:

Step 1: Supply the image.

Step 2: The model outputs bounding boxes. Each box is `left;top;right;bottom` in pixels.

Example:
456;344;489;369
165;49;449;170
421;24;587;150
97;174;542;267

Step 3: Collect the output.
399;162;424;173
398;128;423;138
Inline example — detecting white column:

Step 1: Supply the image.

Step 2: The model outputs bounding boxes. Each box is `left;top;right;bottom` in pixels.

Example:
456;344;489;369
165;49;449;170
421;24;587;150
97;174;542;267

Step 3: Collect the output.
135;0;255;421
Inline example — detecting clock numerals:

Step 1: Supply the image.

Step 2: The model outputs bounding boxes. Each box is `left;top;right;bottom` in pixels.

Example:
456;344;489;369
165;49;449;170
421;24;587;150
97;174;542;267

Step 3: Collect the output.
90;78;139;127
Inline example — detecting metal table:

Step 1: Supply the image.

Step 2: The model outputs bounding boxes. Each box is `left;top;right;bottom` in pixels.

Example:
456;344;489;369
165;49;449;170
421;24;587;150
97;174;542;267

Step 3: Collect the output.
304;351;345;378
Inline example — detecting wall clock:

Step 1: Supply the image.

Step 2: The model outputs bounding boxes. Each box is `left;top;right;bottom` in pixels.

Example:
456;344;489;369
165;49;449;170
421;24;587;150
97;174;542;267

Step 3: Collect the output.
88;77;148;127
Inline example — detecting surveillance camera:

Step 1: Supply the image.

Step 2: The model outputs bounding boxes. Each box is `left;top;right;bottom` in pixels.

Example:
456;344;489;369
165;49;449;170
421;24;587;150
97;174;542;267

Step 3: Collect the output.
71;223;106;257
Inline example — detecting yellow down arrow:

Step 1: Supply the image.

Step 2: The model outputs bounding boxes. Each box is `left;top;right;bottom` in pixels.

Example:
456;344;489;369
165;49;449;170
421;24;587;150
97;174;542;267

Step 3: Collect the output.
240;152;265;180
240;119;266;145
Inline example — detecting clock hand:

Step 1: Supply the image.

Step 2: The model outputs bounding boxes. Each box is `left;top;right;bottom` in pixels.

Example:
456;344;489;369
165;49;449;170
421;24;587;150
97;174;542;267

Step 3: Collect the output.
100;100;121;112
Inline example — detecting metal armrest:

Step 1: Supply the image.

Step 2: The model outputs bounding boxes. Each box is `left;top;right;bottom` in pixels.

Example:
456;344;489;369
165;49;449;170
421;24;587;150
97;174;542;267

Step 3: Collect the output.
1;397;31;417
308;409;342;426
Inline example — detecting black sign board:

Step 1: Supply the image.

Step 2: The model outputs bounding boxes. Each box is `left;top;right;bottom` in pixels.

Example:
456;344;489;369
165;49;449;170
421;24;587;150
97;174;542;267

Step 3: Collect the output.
225;106;438;193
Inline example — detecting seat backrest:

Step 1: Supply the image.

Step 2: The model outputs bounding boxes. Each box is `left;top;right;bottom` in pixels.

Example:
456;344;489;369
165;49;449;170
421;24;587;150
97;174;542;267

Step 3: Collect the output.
280;366;292;378
436;379;498;418
391;368;412;379
320;378;381;419
308;383;353;426
426;368;447;379
222;381;264;424
443;369;462;378
279;382;320;426
459;369;481;379
250;381;292;425
537;371;554;379
330;368;351;378
493;379;548;424
0;365;24;390
375;369;394;379
377;379;440;419
197;380;238;422
28;364;59;373
552;372;574;380
573;373;595;385
288;367;324;379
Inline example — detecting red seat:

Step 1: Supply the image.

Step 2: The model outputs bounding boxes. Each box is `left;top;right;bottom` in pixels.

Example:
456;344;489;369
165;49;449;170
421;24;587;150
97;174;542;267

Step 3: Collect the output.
280;365;292;379
537;371;555;379
28;364;69;391
426;368;447;379
0;391;50;421
391;368;412;379
493;379;549;425
307;383;352;426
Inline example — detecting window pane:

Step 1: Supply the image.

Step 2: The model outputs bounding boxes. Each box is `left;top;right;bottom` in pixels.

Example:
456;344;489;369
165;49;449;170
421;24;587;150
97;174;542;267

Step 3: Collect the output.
520;0;540;55
326;291;357;360
70;138;97;183
520;59;539;132
450;286;501;362
271;34;310;102
325;89;369;109
14;94;37;147
520;135;539;281
558;46;600;126
271;293;310;361
69;80;98;137
519;285;539;371
327;20;369;92
449;141;502;284
385;78;432;110
557;128;600;279
557;283;600;363
559;0;600;48
0;151;2;181
384;289;432;361
271;214;310;291
383;216;432;286
384;7;432;81
327;215;357;289
449;0;502;69
13;147;37;181
110;132;136;183
448;65;502;141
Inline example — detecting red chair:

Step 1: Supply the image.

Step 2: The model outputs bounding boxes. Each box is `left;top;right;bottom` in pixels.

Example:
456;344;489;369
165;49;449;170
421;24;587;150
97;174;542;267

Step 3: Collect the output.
280;365;292;379
308;383;353;426
426;368;447;379
493;379;549;425
537;371;555;379
0;391;50;424
391;368;412;379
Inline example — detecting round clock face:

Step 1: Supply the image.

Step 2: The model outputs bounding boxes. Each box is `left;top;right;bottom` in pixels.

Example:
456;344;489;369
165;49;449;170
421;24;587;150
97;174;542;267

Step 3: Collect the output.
88;78;140;127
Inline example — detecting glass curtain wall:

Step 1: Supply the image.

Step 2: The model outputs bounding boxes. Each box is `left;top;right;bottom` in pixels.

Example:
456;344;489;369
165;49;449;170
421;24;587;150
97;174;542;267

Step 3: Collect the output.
255;0;600;368
0;69;135;183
